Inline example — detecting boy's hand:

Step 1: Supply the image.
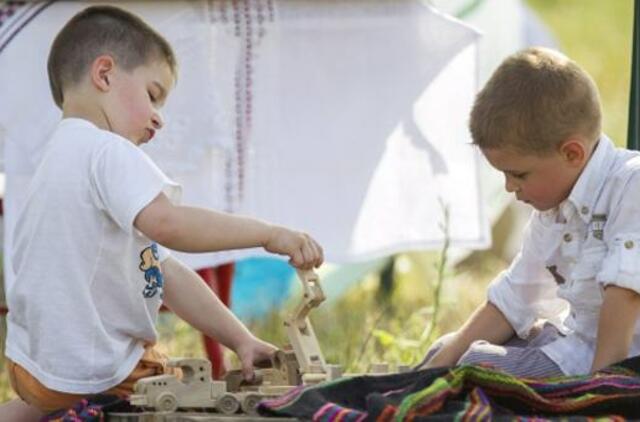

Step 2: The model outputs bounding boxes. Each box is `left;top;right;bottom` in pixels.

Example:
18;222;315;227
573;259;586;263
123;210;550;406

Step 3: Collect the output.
264;226;324;269
235;337;279;381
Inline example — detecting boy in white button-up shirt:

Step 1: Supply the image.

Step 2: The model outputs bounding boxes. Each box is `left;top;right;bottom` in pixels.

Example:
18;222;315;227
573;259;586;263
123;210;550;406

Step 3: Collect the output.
420;47;640;378
1;5;324;420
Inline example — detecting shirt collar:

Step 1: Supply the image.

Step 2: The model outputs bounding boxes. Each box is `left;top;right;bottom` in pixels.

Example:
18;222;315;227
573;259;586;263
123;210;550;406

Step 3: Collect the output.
563;134;616;223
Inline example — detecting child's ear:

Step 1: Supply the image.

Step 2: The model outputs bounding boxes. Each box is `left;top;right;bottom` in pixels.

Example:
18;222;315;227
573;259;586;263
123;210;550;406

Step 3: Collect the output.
90;55;115;92
559;138;587;166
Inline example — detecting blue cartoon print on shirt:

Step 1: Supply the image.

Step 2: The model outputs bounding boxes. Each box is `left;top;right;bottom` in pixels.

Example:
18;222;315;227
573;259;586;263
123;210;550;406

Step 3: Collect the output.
139;243;164;298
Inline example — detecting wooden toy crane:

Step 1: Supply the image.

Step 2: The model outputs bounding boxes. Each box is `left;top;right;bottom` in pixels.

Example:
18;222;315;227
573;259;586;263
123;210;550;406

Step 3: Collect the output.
225;269;341;392
284;270;328;382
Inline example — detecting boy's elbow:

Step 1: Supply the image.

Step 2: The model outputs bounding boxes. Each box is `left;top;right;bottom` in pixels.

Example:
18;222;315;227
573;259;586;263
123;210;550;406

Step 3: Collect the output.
134;194;182;247
148;216;181;247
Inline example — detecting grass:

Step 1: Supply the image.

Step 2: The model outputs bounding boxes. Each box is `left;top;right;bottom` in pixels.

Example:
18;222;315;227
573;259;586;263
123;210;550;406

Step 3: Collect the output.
157;250;503;374
0;0;634;404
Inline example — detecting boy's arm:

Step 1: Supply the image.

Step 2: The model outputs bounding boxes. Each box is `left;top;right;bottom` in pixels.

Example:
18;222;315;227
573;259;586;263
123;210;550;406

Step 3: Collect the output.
423;301;515;368
135;193;322;268
161;256;277;379
591;285;640;372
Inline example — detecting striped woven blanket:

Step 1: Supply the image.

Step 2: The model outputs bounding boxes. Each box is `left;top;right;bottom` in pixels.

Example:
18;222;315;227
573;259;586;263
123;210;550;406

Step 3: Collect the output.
258;356;640;421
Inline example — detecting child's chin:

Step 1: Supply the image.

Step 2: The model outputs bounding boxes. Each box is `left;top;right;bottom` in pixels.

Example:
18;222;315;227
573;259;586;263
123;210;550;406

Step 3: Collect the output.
532;203;555;212
520;199;534;207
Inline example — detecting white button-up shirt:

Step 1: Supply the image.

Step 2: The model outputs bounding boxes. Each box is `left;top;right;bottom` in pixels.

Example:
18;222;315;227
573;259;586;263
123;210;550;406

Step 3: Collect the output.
488;135;640;375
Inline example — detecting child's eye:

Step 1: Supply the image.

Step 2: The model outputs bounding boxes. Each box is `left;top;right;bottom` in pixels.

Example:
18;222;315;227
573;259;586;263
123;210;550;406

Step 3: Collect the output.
148;91;156;102
513;172;528;179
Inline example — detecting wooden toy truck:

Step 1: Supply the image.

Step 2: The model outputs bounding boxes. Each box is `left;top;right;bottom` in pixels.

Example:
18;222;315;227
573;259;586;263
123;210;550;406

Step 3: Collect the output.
129;358;263;414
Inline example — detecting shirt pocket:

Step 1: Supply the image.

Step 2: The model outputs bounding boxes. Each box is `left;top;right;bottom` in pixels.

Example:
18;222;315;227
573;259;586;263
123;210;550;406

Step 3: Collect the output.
569;245;606;310
559;227;583;263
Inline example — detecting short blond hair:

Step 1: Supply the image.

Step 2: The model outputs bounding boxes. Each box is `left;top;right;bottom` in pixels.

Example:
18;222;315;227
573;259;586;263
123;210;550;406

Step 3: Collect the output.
469;47;601;155
47;5;177;108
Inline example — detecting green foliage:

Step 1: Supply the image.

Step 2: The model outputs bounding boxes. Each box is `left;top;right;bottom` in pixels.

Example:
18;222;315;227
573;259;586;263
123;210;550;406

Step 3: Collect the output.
0;316;10;402
240;247;498;374
526;0;633;147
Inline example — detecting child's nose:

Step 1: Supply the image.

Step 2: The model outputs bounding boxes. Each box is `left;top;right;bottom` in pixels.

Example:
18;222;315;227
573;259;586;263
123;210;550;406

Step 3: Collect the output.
504;175;519;193
151;112;163;130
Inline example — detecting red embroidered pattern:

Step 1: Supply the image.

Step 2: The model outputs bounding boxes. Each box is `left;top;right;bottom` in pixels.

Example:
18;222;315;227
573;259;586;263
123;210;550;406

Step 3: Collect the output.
0;1;55;55
0;1;26;28
208;0;274;212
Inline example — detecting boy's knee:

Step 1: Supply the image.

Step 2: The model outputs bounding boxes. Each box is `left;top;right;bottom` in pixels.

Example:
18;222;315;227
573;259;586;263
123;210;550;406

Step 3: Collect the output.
7;359;85;414
457;340;506;365
0;399;44;422
415;331;458;369
429;331;458;355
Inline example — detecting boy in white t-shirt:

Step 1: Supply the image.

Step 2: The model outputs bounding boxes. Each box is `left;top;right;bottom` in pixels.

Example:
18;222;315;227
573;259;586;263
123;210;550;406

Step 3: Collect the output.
1;5;323;419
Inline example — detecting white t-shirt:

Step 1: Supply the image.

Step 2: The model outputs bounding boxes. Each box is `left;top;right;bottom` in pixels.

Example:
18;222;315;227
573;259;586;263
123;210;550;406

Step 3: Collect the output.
5;118;181;394
488;135;640;375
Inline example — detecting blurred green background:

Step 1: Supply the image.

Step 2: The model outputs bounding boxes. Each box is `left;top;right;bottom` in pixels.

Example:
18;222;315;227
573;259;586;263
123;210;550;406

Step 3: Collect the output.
528;0;633;146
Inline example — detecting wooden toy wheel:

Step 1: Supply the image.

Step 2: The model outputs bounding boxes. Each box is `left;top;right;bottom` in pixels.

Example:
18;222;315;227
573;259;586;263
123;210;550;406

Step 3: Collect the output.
241;393;263;415
155;392;178;412
218;393;240;414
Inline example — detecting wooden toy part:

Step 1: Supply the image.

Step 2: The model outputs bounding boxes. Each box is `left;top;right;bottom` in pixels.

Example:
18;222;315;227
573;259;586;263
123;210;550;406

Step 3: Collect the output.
217;393;241;414
224;349;301;393
284;269;327;376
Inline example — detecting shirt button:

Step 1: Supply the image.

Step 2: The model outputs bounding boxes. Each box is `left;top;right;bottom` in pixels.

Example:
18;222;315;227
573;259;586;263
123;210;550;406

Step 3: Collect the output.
625;240;635;249
581;206;589;215
563;233;573;242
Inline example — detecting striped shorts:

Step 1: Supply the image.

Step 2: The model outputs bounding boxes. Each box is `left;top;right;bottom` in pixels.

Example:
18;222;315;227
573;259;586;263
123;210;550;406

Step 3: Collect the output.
418;323;565;378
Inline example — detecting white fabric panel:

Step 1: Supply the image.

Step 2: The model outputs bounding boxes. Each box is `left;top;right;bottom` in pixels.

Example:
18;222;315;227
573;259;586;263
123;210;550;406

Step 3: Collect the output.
0;1;487;292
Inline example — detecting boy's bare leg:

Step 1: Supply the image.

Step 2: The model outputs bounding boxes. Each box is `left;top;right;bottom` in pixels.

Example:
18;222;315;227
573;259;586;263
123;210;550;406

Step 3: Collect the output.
0;399;43;422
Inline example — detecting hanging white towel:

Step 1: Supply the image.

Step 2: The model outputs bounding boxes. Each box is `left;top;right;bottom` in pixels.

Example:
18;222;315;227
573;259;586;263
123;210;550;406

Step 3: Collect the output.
0;1;487;293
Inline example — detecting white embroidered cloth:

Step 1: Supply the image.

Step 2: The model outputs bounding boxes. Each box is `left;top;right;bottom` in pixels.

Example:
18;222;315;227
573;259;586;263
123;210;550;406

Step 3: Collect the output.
0;1;487;292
